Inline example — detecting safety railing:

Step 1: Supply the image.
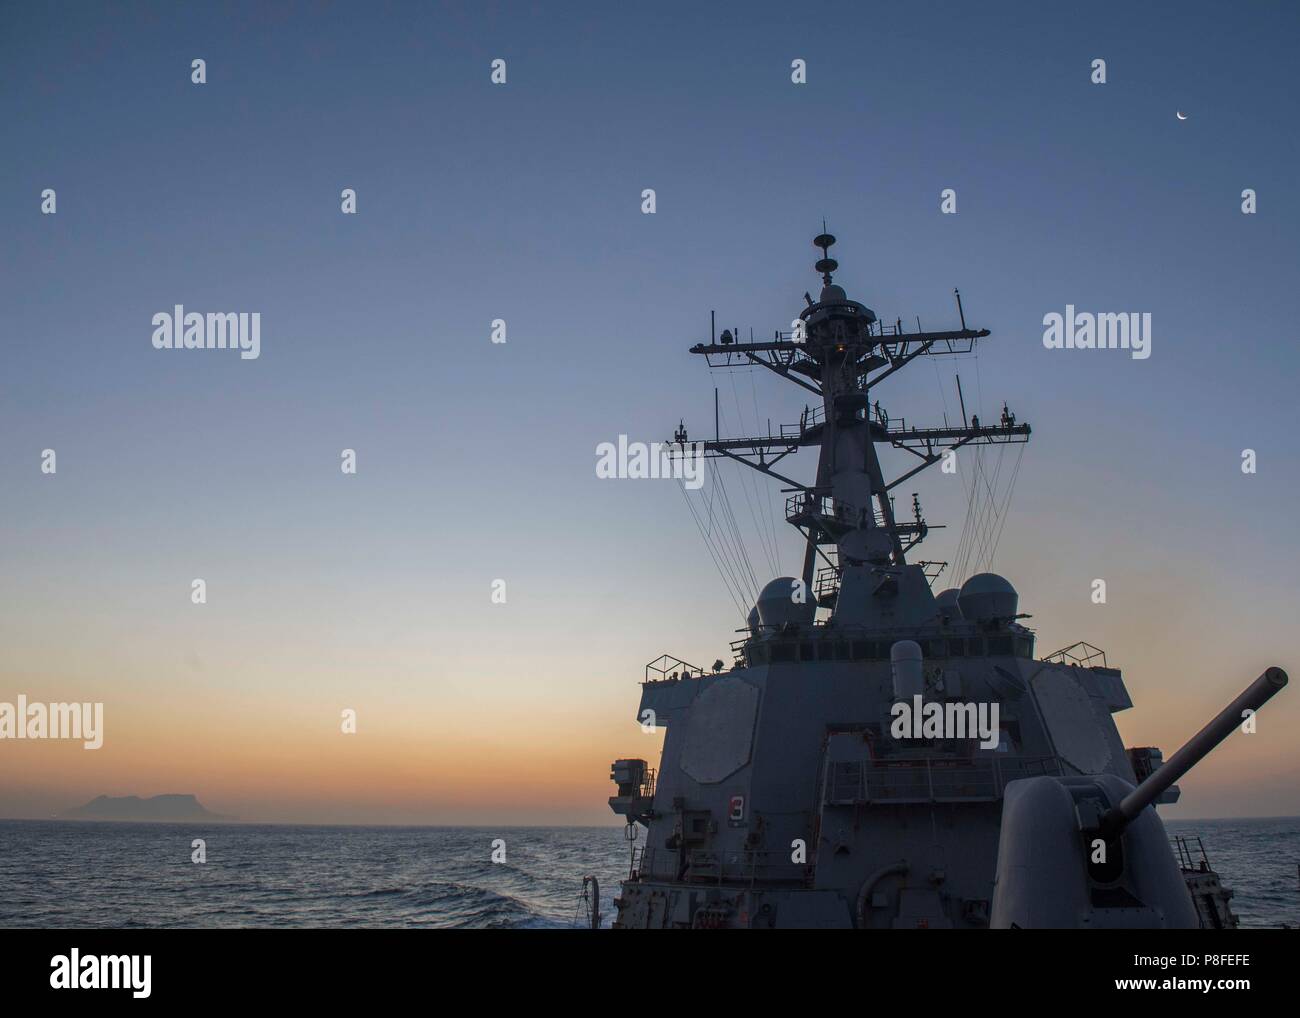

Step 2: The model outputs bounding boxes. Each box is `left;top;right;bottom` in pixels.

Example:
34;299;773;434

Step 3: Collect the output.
644;654;704;683
631;847;810;887
785;494;883;530
815;566;840;604
823;755;1061;806
1172;834;1212;874
1042;641;1108;669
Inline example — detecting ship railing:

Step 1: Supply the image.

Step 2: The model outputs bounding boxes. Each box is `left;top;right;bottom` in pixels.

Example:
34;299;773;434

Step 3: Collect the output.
1172;834;1212;874
870;405;905;431
631;847;809;887
729;636;749;667
810;560;945;608
772;317;976;347
737;625;1037;668
729;624;795;667
644;654;704;684
778;404;825;441
823;755;1062;806
1042;641;1108;669
784;494;883;529
628;845;646;880
814;565;840;604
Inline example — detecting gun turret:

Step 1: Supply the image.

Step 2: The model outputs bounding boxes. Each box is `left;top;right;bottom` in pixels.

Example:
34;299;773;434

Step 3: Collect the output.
1098;667;1287;840
991;665;1288;928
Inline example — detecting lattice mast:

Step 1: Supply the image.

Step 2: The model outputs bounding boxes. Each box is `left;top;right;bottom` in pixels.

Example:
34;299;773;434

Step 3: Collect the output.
676;232;1031;604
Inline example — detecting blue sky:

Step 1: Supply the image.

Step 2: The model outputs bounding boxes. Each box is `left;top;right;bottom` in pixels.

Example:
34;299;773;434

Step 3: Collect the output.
1;1;1297;822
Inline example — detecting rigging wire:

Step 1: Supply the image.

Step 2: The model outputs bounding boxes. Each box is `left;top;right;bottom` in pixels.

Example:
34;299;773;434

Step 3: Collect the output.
984;443;1025;569
703;467;756;606
952;436;1023;582
966;451;999;579
694;369;759;606
969;444;1007;572
728;369;780;577
677;479;749;620
676;360;788;610
750;368;785;575
952;450;981;582
675;325;1019;604
954;445;992;582
711;462;760;601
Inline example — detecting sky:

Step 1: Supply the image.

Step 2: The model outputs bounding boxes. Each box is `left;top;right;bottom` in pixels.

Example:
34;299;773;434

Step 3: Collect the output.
1;1;1297;825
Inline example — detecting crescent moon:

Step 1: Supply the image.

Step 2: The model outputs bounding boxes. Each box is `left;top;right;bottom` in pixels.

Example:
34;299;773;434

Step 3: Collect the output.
1176;111;1187;120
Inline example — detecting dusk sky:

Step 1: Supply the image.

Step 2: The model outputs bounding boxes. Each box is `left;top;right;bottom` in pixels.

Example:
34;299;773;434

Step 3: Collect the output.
2;1;1297;825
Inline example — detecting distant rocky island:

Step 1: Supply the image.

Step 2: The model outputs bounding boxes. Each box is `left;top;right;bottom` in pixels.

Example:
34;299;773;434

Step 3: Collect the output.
59;794;233;822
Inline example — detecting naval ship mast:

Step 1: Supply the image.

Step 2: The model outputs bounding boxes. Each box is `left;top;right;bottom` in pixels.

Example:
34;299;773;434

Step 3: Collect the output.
677;232;1029;610
608;231;1289;930
604;231;1285;930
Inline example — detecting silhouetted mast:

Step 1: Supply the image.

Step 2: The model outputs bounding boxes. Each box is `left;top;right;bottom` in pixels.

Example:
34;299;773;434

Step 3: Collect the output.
676;232;1030;599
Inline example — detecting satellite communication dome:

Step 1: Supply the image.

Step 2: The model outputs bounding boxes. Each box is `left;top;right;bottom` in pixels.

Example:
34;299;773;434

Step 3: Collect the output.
819;284;847;303
756;576;816;628
746;605;760;631
957;573;1019;622
935;587;964;619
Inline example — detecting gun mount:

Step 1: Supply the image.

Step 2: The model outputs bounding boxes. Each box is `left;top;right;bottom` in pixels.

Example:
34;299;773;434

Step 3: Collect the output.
991;666;1288;928
1099;667;1288;841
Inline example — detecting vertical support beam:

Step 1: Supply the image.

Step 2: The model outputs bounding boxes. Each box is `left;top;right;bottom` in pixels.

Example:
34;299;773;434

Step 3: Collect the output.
867;447;906;564
801;532;818;593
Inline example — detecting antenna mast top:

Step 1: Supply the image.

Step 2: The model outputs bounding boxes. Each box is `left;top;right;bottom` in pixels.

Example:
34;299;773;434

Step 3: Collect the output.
813;228;838;287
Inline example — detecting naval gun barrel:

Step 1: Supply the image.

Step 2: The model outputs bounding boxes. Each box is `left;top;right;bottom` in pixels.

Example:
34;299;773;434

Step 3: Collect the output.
1100;667;1287;839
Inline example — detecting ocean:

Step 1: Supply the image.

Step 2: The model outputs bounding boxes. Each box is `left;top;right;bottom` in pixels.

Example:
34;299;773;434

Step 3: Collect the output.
1;817;1296;928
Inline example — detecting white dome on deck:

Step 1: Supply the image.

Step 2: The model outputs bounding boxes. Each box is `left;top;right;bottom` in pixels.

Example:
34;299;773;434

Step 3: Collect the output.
957;573;1018;621
756;576;816;628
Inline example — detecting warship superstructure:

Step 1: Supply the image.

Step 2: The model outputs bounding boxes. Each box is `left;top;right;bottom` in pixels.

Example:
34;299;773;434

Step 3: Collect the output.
602;233;1287;929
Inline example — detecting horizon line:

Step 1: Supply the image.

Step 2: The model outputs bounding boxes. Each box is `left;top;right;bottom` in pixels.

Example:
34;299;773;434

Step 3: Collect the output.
3;814;1296;829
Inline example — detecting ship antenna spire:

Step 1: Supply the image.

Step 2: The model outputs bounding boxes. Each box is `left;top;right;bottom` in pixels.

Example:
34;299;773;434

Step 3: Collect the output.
813;225;838;287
